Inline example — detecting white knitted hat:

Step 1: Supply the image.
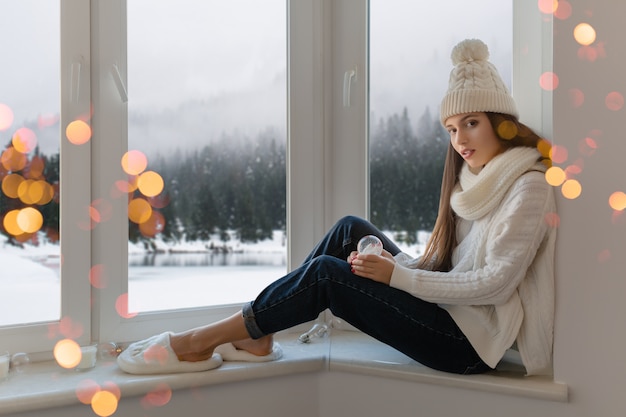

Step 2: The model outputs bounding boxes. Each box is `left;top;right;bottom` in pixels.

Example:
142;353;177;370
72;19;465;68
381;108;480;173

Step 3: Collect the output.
440;39;518;125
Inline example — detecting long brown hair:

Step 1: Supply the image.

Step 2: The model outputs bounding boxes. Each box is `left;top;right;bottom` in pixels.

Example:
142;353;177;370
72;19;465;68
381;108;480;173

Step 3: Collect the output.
416;112;546;272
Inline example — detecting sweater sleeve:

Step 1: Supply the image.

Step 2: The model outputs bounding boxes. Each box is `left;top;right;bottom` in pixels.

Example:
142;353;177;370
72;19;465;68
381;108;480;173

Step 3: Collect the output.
389;172;553;306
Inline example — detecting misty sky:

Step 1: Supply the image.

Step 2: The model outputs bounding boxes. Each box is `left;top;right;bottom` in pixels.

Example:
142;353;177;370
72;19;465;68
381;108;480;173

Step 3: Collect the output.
1;0;511;155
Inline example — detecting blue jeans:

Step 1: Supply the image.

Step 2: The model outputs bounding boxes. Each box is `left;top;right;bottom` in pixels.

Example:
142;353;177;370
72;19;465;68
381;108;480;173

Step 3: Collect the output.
242;216;489;375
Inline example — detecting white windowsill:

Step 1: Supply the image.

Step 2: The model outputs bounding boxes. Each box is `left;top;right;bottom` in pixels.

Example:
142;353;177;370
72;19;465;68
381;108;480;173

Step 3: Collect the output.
0;330;567;415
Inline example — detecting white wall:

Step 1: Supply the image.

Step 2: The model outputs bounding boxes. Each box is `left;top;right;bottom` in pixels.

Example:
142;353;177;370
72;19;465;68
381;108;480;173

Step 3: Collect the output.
9;0;626;416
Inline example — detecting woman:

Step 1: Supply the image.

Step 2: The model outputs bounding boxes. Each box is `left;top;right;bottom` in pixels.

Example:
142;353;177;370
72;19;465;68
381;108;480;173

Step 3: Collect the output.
118;39;556;376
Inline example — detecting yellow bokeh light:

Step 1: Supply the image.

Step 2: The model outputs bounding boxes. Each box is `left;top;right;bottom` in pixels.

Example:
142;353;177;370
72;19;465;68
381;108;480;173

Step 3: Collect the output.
17;207;43;234
574;23;596;46
3;209;22;236
17;179;36;204
12;127;38;154
537;139;553;159
561;179;582;200
609;191;626;211
545;166;566;186
137;171;164;197
2;173;24;198
91;390;119;417
66;120;92;145
0;103;14;131
53;339;82;369
122;150;148;176
128;198;153;224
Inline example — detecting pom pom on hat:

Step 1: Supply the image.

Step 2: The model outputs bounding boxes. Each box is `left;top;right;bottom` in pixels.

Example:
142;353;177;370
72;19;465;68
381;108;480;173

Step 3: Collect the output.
440;39;518;124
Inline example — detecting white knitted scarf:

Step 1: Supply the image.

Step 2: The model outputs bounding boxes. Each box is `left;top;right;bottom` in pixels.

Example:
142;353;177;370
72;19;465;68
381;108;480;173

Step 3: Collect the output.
450;147;545;220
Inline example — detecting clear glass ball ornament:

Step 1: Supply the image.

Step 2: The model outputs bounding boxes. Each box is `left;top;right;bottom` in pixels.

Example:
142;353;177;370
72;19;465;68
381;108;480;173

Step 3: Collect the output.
357;235;383;255
10;352;30;373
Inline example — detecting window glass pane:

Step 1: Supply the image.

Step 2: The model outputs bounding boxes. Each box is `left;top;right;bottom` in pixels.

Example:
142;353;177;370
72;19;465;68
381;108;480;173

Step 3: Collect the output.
127;0;287;312
0;1;61;326
369;0;512;255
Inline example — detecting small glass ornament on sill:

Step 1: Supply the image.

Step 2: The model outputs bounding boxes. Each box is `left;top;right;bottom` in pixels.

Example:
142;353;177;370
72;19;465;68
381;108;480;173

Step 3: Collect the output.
357;235;383;256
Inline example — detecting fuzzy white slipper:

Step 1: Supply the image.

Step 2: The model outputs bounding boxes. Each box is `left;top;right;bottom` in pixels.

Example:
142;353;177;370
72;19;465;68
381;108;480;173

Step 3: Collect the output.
117;332;223;374
214;342;283;363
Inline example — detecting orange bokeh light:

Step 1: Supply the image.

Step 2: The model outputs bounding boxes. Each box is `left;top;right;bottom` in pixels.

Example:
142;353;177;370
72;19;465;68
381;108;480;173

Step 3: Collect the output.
137;171;164;197
122;150;148;176
574;22;596;46
545;166;566;186
91;390;119;417
609;191;626;211
561;179;582;200
3;210;22;236
1;146;28;171
66;120;92;145
53;339;82;369
16;207;43;234
2;173;24;198
128;198;153;224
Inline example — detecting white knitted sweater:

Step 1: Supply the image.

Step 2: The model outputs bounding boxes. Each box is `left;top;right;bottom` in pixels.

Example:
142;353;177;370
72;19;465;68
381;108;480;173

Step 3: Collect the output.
390;148;557;375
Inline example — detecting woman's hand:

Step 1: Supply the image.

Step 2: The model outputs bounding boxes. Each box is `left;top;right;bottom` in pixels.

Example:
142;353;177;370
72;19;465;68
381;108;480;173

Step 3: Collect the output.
349;249;396;285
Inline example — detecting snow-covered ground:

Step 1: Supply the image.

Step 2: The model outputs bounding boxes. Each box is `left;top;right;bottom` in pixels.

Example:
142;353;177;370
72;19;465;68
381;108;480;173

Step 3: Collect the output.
2;230;425;326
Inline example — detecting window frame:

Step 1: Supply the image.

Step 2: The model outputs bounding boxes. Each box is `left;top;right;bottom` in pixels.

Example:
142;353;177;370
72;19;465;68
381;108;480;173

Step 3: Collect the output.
1;0;551;353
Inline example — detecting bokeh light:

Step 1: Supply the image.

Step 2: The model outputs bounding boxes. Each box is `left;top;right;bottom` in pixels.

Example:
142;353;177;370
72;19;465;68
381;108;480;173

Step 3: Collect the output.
1;146;28;171
89;264;108;289
554;0;572;19
545;166;566;186
579;137;598;156
12;127;38;154
568;88;584;108
115;293;137;319
59;315;85;339
544;212;561;228
53;339;82;369
3;210;22;236
2;173;24;198
497;120;518;140
141;383;172;409
539;72;559;91
561;179;582;199
76;379;101;405
549;144;568;164
537;138;553;159
609;191;626;211
16;207;43;234
137;171;164;197
128;198;152;224
66;120;92;145
91;390;119;417
122;150;148;175
605;92;624;111
537;0;558;14
139;211;165;238
574;23;596;46
0;103;14;131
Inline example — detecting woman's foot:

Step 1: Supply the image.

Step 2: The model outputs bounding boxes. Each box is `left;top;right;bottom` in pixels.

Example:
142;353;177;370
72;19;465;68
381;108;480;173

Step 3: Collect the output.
170;331;274;362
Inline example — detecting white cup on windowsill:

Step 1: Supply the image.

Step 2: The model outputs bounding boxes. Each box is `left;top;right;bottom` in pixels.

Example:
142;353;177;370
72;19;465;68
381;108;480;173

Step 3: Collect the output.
76;345;98;371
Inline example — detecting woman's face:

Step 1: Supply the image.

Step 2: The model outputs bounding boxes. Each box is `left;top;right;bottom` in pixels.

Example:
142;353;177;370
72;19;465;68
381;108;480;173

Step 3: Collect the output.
445;112;503;174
